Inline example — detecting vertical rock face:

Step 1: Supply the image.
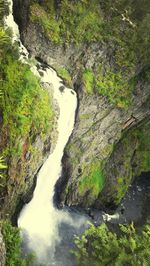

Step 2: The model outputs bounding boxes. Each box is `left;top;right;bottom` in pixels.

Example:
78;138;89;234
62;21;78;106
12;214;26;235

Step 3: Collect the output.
0;230;6;266
13;0;30;33
12;0;150;209
59;84;150;209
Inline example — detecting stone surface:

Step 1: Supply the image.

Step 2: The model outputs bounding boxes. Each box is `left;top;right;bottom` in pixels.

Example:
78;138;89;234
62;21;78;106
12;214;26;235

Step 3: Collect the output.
0;229;5;266
0;83;57;219
12;0;150;210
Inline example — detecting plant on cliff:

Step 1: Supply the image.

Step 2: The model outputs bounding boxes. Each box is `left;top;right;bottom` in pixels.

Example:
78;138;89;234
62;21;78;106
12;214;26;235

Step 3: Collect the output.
1;221;37;266
0;51;54;157
78;160;105;205
0;157;7;187
30;0;103;45
29;0;150;109
73;220;150;266
82;69;94;94
56;67;72;86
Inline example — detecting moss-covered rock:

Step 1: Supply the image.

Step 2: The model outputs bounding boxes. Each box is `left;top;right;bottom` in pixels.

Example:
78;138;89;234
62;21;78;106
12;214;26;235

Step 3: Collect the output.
0;38;56;218
95;120;150;208
13;0;150;210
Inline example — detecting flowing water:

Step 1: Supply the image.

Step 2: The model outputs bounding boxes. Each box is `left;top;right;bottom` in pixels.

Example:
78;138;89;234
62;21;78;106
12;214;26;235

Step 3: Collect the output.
4;1;150;265
5;1;88;265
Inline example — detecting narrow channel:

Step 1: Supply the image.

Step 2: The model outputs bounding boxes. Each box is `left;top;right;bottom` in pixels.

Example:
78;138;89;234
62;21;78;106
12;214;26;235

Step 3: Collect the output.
5;1;88;265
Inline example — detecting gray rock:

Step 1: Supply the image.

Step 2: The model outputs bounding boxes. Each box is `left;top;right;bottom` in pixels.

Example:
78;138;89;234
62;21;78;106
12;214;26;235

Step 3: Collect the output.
0;229;6;266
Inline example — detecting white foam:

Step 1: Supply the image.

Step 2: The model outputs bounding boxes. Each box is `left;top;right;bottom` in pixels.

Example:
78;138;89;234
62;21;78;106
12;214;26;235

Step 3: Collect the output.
5;1;87;264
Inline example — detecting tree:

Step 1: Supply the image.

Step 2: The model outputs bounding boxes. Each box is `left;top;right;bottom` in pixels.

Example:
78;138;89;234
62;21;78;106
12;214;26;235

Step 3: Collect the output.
73;221;150;266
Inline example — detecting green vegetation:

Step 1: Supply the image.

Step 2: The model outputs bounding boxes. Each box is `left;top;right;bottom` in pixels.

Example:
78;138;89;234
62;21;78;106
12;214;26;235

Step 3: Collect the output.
0;0;54;212
131;121;150;175
82;69;94;94
30;0;103;45
0;55;54;157
81;66;135;107
1;221;36;266
0;157;7;188
30;2;61;44
106;121;150;205
29;0;150;108
95;68;134;108
56;67;72;86
78;160;105;204
73;220;150;266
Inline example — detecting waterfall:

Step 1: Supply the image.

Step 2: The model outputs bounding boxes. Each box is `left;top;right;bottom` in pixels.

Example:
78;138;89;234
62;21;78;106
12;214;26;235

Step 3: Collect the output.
5;1;87;265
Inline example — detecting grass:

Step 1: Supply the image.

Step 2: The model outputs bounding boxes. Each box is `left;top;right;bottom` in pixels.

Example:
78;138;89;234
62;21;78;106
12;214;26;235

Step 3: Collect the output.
79;160;105;203
30;3;61;44
1;221;42;266
30;0;103;45
82;66;135;108
95;67;134;108
56;67;72;86
0;53;54;157
29;0;150;110
82;69;94;94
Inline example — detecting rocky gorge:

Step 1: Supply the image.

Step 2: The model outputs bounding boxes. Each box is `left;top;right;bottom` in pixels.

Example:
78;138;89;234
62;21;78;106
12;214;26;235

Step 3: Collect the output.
12;0;150;209
0;0;150;265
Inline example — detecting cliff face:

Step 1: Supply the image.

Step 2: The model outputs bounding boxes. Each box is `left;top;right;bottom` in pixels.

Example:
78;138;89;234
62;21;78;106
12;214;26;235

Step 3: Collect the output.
0;79;56;219
0;0;57;218
12;0;150;209
0;229;5;266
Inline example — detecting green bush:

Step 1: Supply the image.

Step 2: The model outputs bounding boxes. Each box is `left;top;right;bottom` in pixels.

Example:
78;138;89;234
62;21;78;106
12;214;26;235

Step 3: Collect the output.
0;53;54;157
30;0;103;45
95;68;134;108
73;221;150;266
1;221;36;266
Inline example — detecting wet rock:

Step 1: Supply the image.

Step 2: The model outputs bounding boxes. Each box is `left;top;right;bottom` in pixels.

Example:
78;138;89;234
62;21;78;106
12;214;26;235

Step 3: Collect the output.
12;0;150;210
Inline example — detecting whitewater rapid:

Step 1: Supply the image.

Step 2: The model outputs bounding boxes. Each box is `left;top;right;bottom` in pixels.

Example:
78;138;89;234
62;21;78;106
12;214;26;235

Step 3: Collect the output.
5;1;87;265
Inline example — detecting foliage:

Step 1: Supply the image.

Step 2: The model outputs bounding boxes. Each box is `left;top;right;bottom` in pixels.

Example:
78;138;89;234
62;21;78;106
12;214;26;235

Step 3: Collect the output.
29;0;150;108
1;221;37;266
30;2;61;44
130;121;150;175
30;0;103;45
56;67;72;86
0;156;7;187
82;69;94;94
106;120;150;205
73;221;150;266
78;160;105;203
95;67;134;108
0;52;54;157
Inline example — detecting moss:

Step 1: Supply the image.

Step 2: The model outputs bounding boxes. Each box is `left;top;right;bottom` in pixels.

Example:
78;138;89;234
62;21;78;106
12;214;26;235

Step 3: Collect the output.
56;67;72;87
95;67;134;108
132;121;150;175
30;0;103;45
30;3;61;44
79;113;93;120
114;173;132;205
78;160;105;203
0;20;55;213
0;54;54;157
82;69;94;94
105;121;150;205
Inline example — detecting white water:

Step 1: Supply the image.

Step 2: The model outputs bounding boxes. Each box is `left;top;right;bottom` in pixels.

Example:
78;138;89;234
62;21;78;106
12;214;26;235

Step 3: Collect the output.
5;1;87;265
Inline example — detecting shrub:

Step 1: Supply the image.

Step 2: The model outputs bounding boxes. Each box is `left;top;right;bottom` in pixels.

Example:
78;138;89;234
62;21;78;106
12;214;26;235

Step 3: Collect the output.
73;221;150;266
1;221;37;266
